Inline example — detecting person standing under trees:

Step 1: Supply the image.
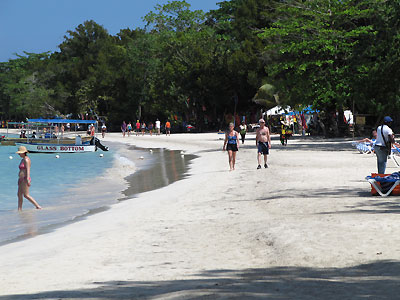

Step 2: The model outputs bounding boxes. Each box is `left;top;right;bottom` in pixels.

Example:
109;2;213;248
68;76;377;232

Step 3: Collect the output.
375;116;395;174
148;122;154;136
223;123;240;171
141;121;146;136
101;123;107;138
239;121;247;144
121;121;127;137
135;120;141;136
155;119;161;136
127;121;132;137
256;119;271;169
16;146;41;210
165;120;171;136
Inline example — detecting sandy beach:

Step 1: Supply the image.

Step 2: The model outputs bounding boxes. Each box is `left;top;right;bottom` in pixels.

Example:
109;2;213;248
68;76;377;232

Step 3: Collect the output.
1;132;400;299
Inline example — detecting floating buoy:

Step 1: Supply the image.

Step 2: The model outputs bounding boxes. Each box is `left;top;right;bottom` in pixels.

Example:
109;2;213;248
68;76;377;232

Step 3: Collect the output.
55;155;60;159
99;154;104;157
9;156;13;160
139;156;144;160
149;149;153;153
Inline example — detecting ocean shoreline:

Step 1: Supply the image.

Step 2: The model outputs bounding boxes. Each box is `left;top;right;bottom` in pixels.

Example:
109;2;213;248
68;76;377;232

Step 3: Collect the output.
0;139;195;247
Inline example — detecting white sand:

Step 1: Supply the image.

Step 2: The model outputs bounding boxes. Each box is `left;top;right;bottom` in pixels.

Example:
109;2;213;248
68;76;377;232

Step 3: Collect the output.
0;132;400;299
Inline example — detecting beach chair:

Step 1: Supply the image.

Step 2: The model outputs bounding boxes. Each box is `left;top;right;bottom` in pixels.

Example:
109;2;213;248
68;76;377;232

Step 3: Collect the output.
353;142;373;154
390;146;400;167
366;173;400;197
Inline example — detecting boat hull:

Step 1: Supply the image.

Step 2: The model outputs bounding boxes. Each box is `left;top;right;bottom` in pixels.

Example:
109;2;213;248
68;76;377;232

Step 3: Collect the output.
16;143;96;153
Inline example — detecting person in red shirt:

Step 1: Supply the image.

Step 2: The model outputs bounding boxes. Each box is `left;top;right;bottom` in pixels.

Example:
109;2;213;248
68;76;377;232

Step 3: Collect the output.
135;120;141;136
165;121;171;136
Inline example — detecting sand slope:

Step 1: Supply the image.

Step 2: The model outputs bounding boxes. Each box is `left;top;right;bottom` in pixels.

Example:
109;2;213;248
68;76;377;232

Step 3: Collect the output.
0;132;399;299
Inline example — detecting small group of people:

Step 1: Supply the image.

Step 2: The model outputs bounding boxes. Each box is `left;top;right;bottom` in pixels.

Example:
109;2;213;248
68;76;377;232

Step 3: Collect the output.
121;119;171;137
223;119;271;171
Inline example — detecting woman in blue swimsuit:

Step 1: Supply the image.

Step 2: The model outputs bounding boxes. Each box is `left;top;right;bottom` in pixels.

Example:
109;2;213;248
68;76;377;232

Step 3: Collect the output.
223;123;239;171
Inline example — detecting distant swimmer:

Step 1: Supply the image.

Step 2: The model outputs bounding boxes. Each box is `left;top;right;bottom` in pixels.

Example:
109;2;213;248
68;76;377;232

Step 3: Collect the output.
256;119;271;169
16;146;41;210
223;122;239;171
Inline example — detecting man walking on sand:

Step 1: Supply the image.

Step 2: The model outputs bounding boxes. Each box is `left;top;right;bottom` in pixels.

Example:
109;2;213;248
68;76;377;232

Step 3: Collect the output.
155;119;161;135
165;120;171;136
256;119;271;169
375;116;395;174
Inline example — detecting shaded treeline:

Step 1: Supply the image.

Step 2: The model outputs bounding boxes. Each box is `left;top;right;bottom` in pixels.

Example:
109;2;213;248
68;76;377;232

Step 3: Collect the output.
0;0;399;132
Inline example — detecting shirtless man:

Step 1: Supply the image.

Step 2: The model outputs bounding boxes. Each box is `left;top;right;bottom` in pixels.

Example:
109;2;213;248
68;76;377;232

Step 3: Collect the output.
256;119;271;169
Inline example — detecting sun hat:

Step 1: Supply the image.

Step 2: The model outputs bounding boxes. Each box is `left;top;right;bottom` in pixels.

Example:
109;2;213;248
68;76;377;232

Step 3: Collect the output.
259;119;265;123
384;116;393;123
16;146;29;154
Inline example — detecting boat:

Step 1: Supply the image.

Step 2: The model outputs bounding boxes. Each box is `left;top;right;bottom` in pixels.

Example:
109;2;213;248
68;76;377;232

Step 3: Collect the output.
16;142;96;153
12;118;108;153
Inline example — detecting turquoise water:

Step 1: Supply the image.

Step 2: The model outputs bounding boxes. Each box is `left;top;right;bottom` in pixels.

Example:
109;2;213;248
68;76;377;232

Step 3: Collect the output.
0;142;116;244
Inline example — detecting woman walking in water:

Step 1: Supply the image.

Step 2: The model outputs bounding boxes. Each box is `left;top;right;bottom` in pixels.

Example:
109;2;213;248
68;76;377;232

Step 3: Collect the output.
223;123;239;171
17;146;41;210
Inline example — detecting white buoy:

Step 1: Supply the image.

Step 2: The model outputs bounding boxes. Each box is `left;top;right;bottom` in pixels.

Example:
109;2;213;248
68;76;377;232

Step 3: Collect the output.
9;156;13;160
99;154;104;157
139;156;144;160
55;155;60;159
149;149;153;153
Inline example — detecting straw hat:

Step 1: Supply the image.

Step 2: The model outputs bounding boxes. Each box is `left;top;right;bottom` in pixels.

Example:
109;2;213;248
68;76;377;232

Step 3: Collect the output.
16;146;29;154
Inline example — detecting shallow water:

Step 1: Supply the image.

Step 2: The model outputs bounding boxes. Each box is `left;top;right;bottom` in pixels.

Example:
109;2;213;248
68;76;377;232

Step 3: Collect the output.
0;142;195;245
0;143;115;244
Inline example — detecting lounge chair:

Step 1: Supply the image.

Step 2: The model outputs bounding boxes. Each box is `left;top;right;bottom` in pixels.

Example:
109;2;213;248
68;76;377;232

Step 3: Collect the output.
366;172;400;197
390;146;400;167
353;142;374;154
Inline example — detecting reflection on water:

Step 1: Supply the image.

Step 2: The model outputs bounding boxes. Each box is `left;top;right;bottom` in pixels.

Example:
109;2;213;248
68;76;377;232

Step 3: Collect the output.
18;211;38;238
121;147;195;199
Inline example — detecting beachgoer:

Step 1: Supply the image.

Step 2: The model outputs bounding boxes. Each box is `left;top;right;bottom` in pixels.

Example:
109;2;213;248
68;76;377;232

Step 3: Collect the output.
16;146;41;211
90;124;95;137
127;122;132;137
239;121;247;144
223;122;239;171
101;123;107;138
66;123;70;131
256;119;271;169
165;120;171;136
141;122;146;136
148;122;154;136
155;119;161;135
61;124;65;136
357;130;377;145
136;120;141;136
121;121;127;137
375;116;395;174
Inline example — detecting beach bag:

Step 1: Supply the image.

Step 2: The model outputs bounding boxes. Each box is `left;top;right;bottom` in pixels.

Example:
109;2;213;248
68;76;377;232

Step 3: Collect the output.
381;125;392;152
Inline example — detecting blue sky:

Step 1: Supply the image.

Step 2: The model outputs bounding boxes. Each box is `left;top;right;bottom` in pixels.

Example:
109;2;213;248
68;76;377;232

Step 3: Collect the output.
0;0;220;62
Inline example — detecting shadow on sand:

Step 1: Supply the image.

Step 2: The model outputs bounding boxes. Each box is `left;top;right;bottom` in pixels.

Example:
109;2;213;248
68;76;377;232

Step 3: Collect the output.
2;261;400;299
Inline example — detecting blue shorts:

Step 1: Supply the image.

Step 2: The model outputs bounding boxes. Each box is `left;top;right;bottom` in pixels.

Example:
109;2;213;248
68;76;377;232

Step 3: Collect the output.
258;142;269;155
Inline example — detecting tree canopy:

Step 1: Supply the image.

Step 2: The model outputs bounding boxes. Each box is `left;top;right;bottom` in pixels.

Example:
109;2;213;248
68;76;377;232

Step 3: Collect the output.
1;0;400;132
